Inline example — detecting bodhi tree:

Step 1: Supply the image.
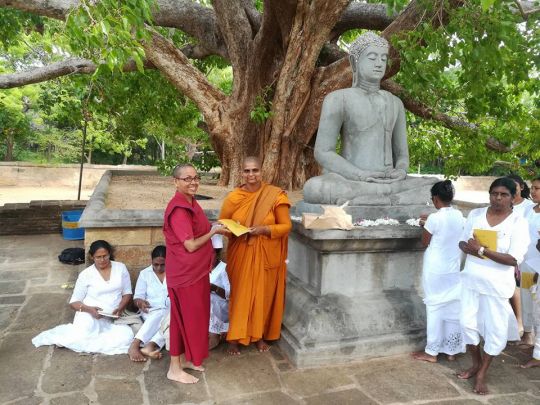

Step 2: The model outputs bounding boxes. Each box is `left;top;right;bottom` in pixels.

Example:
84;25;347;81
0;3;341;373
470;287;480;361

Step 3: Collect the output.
0;0;539;187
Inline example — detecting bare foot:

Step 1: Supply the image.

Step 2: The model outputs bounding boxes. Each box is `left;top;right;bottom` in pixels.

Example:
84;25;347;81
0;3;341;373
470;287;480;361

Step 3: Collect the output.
472;372;488;395
128;341;146;362
457;366;479;379
141;343;162;360
411;351;437;363
227;342;241;355
521;358;540;369
167;369;199;384
255;340;270;353
183;361;205;372
520;332;534;347
209;333;221;350
447;355;456;361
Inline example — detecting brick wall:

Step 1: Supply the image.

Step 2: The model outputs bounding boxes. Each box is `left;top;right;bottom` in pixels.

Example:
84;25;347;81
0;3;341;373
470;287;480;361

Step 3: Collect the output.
0;200;87;235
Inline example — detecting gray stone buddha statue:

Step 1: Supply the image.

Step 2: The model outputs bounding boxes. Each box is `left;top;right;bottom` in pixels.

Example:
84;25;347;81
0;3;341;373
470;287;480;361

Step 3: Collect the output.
303;32;436;206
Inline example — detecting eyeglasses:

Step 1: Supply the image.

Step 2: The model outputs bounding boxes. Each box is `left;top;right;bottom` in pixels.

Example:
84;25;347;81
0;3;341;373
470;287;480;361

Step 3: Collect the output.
176;176;201;183
93;254;110;261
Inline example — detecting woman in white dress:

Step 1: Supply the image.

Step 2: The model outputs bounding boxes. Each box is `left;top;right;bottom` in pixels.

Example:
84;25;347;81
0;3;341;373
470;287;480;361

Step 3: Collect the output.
129;245;169;362
520;177;540;353
32;240;134;355
412;180;465;363
209;257;230;350
457;178;530;395
506;174;535;342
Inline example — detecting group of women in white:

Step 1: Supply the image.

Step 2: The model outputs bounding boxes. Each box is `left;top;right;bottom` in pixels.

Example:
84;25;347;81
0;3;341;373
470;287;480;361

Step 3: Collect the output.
32;174;540;395
32;239;229;362
413;176;540;395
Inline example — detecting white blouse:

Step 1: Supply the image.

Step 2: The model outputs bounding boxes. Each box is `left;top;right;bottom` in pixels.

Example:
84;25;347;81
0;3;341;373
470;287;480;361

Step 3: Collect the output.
133;266;169;310
513;198;535;218
424;206;465;275
69;261;132;313
524;206;540;269
460;207;530;298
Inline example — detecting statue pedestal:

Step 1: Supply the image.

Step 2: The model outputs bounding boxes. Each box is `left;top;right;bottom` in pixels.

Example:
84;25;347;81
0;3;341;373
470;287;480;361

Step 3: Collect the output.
293;200;435;222
279;222;427;367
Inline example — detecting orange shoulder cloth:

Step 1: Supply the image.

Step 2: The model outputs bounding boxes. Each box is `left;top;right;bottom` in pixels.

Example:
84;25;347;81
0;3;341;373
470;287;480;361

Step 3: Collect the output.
245;183;283;227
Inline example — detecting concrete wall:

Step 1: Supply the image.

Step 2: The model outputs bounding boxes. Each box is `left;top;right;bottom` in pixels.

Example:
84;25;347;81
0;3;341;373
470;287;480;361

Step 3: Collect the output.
453;176;497;192
0;162;157;188
0;200;87;235
84;227;165;286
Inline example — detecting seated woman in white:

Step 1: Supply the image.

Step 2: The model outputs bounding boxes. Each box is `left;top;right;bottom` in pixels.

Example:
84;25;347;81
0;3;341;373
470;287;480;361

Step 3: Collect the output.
129;245;169;362
209;257;230;350
32;240;134;355
208;234;230;350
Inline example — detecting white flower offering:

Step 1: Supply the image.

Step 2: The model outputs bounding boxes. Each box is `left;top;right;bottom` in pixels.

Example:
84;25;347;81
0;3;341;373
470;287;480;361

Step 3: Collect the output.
406;218;422;227
353;217;400;227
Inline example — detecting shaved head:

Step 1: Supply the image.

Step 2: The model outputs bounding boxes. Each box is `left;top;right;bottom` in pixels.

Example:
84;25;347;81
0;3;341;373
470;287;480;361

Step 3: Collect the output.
172;163;195;178
243;156;261;167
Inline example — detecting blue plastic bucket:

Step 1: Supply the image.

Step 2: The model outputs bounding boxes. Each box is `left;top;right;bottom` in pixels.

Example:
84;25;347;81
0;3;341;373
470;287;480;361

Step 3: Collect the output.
61;210;85;240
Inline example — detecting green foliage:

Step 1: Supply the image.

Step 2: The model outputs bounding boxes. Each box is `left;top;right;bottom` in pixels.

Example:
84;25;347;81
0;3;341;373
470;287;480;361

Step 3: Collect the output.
65;0;156;73
0;9;44;50
383;0;540;176
250;86;274;124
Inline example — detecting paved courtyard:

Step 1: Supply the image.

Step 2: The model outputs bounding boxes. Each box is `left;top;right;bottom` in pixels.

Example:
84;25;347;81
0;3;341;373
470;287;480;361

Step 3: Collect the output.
1;234;539;404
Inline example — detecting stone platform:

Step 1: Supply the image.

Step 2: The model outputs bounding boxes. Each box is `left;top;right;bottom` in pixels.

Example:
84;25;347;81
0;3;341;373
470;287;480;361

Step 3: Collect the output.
292;200;436;222
280;222;427;367
1;234;540;404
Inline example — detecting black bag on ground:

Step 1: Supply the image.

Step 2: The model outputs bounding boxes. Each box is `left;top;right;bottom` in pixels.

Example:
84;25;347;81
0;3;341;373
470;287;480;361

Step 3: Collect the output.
58;248;85;265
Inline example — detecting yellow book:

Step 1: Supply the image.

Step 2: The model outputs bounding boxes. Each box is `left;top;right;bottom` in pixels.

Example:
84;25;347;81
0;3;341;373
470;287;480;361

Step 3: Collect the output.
521;272;536;289
218;219;250;237
473;229;497;259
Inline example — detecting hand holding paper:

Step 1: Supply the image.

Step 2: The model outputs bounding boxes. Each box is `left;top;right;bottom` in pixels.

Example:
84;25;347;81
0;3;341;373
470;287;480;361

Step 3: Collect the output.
218;219;250;236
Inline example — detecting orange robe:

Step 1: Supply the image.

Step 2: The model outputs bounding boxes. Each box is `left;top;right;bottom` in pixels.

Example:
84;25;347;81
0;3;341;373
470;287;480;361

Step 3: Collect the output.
219;183;291;345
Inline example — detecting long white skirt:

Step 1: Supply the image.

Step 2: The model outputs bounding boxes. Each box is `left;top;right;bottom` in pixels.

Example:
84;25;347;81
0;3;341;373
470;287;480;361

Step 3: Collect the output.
461;286;520;356
423;271;465;356
32;311;134;355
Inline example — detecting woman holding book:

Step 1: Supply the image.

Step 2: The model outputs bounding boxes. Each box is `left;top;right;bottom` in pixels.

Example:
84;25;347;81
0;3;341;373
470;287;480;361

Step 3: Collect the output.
457;177;530;395
32;240;134;355
219;156;292;355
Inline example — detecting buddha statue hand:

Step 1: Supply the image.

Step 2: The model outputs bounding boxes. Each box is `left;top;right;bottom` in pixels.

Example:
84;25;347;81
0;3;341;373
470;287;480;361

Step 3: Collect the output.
358;170;386;182
384;168;407;181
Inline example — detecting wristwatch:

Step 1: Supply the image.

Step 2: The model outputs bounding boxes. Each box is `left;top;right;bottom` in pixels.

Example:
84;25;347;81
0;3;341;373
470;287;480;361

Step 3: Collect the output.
478;246;485;257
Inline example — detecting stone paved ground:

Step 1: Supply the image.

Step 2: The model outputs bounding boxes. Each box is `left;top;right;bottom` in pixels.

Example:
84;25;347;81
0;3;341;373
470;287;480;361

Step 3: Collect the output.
1;234;540;405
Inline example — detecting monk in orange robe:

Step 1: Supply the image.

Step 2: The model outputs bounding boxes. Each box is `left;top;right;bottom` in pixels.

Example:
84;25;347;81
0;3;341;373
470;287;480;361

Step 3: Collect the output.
219;156;291;354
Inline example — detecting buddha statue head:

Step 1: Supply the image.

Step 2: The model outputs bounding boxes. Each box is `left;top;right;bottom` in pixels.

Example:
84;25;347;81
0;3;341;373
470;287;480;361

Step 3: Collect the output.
349;32;389;87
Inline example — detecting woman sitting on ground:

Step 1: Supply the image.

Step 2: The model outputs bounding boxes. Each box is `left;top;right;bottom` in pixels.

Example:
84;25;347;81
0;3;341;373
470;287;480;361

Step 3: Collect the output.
129;245;169;362
412;180;465;363
32;240;134;355
208;235;230;350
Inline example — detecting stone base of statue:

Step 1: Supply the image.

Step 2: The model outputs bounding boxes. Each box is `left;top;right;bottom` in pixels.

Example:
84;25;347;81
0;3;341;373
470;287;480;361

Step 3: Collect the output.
279;222;427;367
293;200;436;222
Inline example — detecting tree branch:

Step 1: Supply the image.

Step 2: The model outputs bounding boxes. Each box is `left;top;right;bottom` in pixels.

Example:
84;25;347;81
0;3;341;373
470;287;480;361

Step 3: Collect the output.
143;30;226;123
0;58;155;89
330;2;395;40
0;0;229;59
212;0;253;75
